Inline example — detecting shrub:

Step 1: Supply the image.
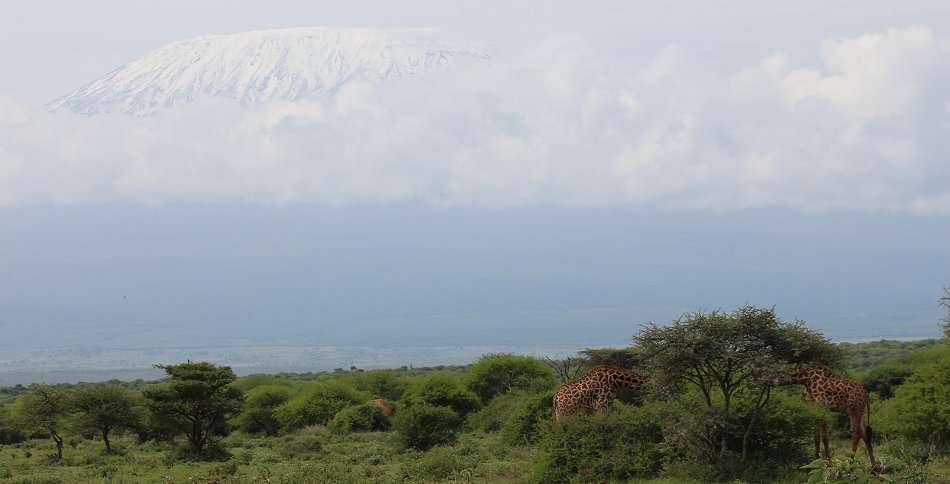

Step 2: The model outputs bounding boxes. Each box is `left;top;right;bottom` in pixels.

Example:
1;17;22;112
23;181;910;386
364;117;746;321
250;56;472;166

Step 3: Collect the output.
276;435;323;459
532;402;664;483
393;405;460;450
274;380;368;430
878;356;950;449
236;384;292;435
400;373;481;417
861;364;914;399
737;389;830;467
466;389;533;433
349;370;410;402
501;390;554;445
464;354;558;404
328;403;391;434
403;445;481;481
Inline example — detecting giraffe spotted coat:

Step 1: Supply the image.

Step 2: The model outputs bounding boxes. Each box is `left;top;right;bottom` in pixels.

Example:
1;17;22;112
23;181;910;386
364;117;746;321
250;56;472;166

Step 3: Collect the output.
552;365;650;420
785;364;877;470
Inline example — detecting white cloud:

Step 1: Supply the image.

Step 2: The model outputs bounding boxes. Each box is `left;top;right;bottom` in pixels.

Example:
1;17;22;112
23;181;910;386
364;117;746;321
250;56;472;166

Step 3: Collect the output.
0;26;948;212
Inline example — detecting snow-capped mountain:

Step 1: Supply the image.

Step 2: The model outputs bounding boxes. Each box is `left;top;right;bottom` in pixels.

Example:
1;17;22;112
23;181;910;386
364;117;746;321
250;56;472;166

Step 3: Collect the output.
48;27;491;115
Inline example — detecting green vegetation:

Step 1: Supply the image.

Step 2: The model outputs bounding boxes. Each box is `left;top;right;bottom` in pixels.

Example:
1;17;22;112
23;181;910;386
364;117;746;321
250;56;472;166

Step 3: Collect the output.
143;362;244;458
2;301;949;482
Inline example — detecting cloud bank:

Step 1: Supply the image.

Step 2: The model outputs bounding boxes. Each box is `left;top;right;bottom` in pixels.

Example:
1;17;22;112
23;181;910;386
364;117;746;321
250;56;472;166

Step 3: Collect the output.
1;26;948;211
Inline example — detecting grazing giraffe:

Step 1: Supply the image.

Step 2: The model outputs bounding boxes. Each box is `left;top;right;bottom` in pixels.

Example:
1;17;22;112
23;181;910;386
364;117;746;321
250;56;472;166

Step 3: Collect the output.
775;364;877;470
552;365;650;421
370;397;394;417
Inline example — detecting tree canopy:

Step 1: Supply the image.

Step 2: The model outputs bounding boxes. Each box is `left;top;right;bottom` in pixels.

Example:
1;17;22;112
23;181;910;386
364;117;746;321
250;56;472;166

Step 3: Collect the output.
464;354;557;404
71;385;144;454
144;362;244;457
634;306;845;467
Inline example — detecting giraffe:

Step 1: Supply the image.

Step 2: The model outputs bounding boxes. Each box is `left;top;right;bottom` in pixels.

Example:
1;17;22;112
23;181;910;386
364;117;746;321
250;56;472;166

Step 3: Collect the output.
552;365;650;421
370;397;394;417
774;364;877;470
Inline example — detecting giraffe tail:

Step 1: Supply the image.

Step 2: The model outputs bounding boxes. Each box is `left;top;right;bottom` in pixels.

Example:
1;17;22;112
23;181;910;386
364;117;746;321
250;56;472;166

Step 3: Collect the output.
866;399;873;443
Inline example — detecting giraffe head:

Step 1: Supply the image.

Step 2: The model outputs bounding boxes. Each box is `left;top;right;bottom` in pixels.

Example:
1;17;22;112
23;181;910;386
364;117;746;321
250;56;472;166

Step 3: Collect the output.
601;366;650;390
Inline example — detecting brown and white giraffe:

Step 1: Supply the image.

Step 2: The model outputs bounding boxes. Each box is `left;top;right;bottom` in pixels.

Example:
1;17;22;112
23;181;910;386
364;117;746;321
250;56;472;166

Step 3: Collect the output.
370;397;394;417
552;365;650;421
774;364;877;470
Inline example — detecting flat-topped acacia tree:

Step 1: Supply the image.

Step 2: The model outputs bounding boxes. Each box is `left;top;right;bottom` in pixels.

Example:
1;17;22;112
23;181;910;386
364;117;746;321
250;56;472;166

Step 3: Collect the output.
71;385;143;454
144;362;244;458
634;306;845;467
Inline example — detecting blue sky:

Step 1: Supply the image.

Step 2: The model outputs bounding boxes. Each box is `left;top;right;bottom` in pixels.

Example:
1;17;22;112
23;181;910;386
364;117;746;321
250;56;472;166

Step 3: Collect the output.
0;1;948;355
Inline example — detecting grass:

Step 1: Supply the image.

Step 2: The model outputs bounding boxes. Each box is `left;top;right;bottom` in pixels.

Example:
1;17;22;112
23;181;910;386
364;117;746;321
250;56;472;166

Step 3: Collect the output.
2;430;949;482
6;430;947;483
0;429;538;483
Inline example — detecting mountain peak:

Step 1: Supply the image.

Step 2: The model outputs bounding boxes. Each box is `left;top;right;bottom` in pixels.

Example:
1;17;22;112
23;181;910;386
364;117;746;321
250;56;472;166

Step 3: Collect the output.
48;27;491;115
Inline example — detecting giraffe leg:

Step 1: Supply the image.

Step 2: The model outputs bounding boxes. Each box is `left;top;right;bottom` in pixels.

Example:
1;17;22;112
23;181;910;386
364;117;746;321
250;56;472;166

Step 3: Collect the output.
848;414;862;462
820;422;831;461
858;411;878;472
813;426;822;460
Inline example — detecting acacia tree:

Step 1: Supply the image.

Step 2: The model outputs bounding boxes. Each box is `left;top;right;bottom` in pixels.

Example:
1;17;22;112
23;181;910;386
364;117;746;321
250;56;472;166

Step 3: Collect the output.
71;385;144;454
15;386;71;461
144;362;243;457
634;306;844;467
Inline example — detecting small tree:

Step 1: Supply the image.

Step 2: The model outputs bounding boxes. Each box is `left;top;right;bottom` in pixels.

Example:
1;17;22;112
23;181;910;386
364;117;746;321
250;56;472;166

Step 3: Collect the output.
542;356;583;384
14;386;71;461
579;347;643;369
273;380;367;431
878;354;950;449
237;384;291;435
393;405;460;450
350;370;410;402
634;306;844;470
400;373;481;417
941;285;950;338
328;403;391;434
0;403;26;445
71;385;144;454
464;353;557;403
144;362;244;458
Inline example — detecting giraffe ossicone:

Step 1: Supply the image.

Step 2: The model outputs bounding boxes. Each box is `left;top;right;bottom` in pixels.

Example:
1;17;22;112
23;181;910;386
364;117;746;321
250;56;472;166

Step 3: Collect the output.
552;365;650;421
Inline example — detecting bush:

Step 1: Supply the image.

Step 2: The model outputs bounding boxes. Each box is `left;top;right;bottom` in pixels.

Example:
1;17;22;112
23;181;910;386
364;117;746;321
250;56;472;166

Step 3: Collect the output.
464;354;558;404
274;380;368;430
400;373;481;417
403;445;481;481
349;370;410;402
532;402;664;483
501;390;554;445
861;364;914;399
466;389;534;433
237;384;292;435
878;356;950;449
328;403;391;434
738;389;830;467
394;405;460;450
275;435;323;459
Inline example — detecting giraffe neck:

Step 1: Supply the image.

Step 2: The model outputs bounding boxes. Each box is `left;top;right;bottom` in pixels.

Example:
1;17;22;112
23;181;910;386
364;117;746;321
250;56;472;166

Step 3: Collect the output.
602;367;649;390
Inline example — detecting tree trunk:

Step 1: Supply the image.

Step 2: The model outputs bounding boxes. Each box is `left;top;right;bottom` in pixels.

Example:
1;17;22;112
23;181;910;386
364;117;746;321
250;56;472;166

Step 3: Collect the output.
720;390;731;460
101;428;113;454
52;431;63;461
741;386;771;463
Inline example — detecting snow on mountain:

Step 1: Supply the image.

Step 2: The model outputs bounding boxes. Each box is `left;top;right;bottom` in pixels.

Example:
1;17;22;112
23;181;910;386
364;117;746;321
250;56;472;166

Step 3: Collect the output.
48;27;492;115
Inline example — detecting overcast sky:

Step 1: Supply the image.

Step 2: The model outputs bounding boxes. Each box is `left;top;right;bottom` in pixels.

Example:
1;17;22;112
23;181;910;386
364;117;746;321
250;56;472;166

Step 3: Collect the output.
1;2;950;364
1;1;949;211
